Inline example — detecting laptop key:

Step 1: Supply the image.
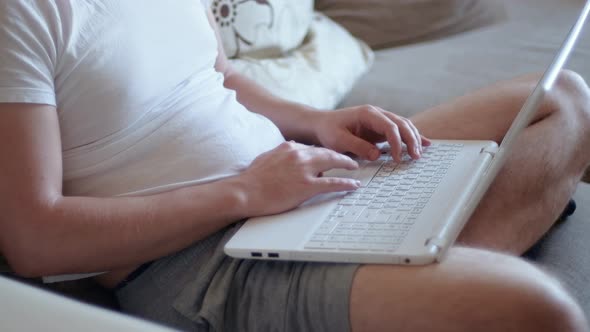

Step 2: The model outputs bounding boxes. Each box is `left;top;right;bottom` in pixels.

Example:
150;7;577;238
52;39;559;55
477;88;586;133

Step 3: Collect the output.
310;235;329;242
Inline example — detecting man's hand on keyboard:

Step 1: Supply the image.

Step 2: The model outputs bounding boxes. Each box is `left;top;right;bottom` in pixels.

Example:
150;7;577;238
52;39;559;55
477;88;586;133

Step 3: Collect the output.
236;141;361;217
310;105;431;163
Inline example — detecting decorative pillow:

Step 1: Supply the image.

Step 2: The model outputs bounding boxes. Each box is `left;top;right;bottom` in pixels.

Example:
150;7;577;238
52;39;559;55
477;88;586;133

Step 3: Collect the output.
230;13;374;110
210;0;314;58
315;0;506;49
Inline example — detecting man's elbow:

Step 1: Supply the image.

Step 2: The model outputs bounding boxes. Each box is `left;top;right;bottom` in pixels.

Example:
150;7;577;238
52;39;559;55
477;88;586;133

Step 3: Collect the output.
220;62;239;87
3;251;42;279
0;204;55;278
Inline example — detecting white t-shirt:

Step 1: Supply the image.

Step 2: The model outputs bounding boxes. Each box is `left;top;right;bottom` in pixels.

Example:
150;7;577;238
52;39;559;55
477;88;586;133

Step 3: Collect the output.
0;0;285;198
0;0;286;281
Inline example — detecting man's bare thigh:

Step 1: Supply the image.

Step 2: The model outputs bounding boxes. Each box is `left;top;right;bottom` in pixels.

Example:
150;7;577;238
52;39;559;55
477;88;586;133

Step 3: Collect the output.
349;247;585;332
409;73;546;142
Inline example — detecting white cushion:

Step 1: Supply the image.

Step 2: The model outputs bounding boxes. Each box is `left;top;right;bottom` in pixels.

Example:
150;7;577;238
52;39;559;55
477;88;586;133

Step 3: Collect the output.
0;276;173;331
210;0;314;58
230;13;374;110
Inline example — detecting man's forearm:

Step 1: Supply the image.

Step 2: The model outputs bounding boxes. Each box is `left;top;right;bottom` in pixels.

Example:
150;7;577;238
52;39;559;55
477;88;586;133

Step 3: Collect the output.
208;5;320;144
223;70;321;144
4;177;248;277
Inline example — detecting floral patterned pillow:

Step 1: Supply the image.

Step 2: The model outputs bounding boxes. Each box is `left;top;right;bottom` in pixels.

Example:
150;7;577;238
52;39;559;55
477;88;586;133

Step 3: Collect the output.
230;13;374;110
209;0;314;58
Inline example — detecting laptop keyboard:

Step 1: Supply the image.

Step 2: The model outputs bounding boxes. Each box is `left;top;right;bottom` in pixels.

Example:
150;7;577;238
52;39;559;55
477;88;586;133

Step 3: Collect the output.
304;143;464;252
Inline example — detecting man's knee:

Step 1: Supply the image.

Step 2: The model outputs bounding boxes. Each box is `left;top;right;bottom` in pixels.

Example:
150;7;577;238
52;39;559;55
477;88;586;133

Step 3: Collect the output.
555;69;590;98
547;69;590;125
505;274;586;331
470;253;588;331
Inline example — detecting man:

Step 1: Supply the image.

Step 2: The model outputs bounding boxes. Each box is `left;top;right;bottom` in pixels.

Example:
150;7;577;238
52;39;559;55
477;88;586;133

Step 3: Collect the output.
0;1;589;331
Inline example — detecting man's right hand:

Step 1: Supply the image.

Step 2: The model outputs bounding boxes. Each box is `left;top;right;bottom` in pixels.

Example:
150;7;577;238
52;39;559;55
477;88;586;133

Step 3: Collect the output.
235;141;361;217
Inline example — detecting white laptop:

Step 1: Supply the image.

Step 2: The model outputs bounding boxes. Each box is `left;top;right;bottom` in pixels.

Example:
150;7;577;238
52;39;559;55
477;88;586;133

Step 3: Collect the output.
225;1;590;266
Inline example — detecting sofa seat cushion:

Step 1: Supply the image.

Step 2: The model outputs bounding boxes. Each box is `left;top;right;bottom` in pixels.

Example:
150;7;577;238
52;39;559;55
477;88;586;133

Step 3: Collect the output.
527;183;590;313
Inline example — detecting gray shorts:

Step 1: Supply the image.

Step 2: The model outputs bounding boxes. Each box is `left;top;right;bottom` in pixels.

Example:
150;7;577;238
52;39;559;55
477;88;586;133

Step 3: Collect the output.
116;225;359;332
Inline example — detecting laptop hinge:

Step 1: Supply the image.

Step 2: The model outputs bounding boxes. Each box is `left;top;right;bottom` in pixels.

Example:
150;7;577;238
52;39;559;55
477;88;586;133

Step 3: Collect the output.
480;147;496;158
425;236;444;251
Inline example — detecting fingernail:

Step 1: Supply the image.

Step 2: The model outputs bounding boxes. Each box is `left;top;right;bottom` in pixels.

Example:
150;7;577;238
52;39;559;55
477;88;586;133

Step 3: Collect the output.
414;147;421;157
355;180;362;187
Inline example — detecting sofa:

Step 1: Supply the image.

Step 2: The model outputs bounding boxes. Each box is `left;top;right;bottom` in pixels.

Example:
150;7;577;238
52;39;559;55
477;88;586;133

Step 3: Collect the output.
1;0;589;329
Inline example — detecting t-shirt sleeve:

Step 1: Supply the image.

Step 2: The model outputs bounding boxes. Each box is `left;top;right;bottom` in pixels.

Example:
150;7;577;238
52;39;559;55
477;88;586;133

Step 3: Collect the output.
0;1;61;106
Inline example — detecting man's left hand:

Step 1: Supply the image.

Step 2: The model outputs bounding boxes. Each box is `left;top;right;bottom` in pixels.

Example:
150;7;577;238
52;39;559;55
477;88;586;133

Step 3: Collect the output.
310;105;431;162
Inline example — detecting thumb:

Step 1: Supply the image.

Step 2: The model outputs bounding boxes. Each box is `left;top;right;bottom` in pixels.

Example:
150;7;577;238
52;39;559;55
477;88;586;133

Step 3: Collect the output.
336;131;380;161
312;177;362;195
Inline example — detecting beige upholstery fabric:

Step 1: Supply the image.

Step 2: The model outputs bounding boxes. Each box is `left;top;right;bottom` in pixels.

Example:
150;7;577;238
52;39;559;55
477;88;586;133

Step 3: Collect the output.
315;0;506;49
341;0;590;117
531;183;590;312
210;0;313;58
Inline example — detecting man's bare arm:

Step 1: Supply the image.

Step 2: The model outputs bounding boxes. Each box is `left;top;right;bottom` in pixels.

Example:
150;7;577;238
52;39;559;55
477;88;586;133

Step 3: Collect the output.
207;10;320;144
206;10;428;160
0;103;252;277
0;104;358;278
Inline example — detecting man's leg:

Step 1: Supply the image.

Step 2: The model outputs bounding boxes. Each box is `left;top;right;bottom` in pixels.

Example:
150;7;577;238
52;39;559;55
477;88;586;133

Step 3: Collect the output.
349;71;590;331
411;70;590;254
351;248;587;332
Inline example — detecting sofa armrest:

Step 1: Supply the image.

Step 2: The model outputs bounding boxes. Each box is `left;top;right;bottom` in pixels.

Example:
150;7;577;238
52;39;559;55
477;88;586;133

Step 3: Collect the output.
0;276;175;331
